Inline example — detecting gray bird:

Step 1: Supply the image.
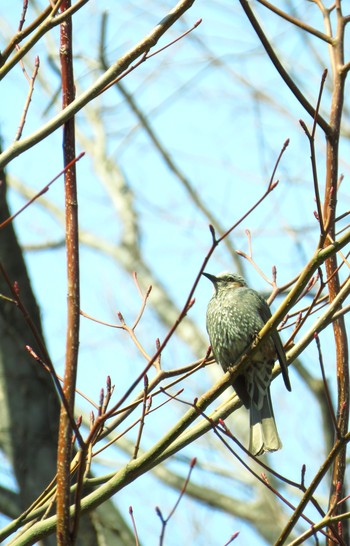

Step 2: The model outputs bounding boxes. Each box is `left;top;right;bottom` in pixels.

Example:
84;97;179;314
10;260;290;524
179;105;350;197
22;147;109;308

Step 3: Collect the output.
203;272;291;456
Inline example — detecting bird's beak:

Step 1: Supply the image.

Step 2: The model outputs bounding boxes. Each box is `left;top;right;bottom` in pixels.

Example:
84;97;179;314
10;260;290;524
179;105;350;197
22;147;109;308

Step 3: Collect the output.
202;272;217;284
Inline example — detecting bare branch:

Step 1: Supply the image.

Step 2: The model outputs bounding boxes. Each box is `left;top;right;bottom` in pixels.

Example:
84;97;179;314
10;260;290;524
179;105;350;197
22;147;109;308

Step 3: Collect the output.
256;0;335;44
239;0;331;135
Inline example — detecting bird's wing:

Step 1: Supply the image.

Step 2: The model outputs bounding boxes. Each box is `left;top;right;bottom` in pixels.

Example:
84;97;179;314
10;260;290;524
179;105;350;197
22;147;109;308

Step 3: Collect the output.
257;296;291;392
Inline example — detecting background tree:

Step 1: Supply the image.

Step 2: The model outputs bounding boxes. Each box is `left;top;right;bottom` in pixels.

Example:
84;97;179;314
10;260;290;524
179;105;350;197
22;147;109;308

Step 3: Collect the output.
0;1;349;545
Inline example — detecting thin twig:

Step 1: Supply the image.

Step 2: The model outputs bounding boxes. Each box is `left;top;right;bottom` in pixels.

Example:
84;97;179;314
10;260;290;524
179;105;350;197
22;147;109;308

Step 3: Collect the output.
15;56;40;141
0;152;84;230
156;458;197;545
256;0;334;44
133;375;150;459
129;506;140;546
314;333;338;434
299;70;328;238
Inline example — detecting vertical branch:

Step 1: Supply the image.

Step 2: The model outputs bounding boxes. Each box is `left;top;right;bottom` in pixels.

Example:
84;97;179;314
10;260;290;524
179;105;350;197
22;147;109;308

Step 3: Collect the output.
239;1;349;542
56;1;80;545
323;6;349;545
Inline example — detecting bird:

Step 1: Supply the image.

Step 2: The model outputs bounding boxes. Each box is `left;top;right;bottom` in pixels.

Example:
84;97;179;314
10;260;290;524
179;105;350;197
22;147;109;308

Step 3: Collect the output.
203;271;291;456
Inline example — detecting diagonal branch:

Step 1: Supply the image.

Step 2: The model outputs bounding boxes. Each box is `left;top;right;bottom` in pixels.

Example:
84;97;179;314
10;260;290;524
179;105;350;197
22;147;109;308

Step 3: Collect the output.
0;0;197;170
238;0;331;135
256;0;335;44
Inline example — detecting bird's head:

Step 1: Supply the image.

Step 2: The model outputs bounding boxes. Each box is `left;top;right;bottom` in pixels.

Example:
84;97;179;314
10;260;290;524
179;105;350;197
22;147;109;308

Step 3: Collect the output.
202;271;247;293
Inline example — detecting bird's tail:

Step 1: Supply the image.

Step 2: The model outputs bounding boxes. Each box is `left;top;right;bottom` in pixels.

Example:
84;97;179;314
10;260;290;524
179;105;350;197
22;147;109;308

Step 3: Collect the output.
249;390;282;456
